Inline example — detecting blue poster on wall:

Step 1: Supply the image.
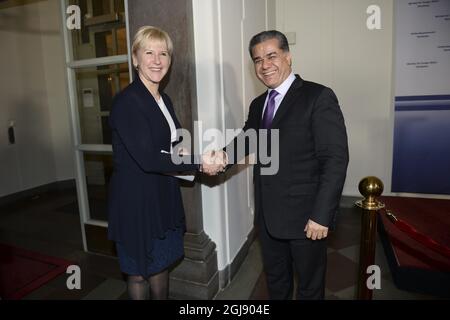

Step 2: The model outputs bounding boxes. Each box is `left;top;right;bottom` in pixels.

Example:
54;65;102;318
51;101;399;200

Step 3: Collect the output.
392;0;450;195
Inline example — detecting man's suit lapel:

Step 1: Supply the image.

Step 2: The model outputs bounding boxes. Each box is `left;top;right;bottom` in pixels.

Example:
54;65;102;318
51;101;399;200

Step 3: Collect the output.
253;94;267;130
271;76;304;128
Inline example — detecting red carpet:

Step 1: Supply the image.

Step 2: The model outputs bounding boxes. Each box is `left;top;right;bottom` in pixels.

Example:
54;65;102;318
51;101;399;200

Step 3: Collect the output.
0;243;73;300
378;196;450;297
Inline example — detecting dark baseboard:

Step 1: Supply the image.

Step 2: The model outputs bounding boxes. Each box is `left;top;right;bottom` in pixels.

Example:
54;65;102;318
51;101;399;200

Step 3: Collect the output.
340;195;361;208
85;224;117;257
0;179;76;207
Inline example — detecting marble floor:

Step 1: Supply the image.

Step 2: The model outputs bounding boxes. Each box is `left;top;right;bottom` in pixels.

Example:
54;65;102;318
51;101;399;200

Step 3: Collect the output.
0;188;443;300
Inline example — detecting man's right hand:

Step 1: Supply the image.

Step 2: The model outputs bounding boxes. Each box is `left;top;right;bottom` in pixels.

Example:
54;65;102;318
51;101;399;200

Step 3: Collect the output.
201;150;228;175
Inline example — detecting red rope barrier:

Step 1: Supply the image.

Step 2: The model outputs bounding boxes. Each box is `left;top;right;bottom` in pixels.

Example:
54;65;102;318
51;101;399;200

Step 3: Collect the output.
384;210;450;260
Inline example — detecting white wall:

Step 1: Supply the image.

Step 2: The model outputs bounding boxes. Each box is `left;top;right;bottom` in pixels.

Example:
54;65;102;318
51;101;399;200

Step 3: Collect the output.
192;0;275;271
0;0;73;197
276;0;395;196
39;0;73;182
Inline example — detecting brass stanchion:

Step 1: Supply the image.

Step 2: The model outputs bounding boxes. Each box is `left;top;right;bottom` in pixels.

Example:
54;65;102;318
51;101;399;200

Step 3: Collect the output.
355;176;385;300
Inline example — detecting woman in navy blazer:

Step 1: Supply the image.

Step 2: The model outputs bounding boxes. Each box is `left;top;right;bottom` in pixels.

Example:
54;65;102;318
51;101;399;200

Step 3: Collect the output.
108;26;201;300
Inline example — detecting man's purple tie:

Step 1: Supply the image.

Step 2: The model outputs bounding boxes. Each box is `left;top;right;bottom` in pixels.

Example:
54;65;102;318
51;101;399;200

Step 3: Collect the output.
261;90;279;129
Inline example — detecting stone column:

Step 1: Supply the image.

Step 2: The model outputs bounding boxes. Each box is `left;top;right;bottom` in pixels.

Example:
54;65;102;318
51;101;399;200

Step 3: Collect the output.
127;0;218;299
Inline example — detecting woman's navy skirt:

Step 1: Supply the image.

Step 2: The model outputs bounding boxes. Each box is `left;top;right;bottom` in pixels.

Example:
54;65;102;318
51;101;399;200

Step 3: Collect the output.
116;226;184;276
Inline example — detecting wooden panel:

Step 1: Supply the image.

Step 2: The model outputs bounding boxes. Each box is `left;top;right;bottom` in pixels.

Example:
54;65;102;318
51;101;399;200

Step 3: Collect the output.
85;223;116;256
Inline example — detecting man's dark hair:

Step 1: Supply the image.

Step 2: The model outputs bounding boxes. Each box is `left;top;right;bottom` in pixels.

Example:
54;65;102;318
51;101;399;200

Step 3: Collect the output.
248;30;290;58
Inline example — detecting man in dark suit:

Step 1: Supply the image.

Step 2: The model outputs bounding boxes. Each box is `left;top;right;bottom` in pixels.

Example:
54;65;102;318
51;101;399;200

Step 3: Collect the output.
225;30;349;299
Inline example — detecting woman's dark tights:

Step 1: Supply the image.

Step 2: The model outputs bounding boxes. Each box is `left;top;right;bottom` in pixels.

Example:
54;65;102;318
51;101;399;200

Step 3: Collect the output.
126;269;169;300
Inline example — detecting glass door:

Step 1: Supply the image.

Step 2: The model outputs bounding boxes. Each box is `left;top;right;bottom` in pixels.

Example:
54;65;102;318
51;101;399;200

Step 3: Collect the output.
61;0;131;254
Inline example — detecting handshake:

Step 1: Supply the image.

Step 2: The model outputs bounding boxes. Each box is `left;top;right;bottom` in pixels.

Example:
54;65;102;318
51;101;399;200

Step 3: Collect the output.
200;150;229;176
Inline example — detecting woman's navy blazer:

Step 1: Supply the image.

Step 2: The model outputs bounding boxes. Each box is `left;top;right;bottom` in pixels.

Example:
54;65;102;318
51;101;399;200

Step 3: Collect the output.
107;75;197;274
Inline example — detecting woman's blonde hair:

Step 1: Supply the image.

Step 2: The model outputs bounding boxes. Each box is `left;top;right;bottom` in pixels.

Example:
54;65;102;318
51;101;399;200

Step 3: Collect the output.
131;26;173;57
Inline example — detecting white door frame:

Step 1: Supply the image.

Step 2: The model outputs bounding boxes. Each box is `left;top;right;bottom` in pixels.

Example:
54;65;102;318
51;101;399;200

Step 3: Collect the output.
59;0;132;251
